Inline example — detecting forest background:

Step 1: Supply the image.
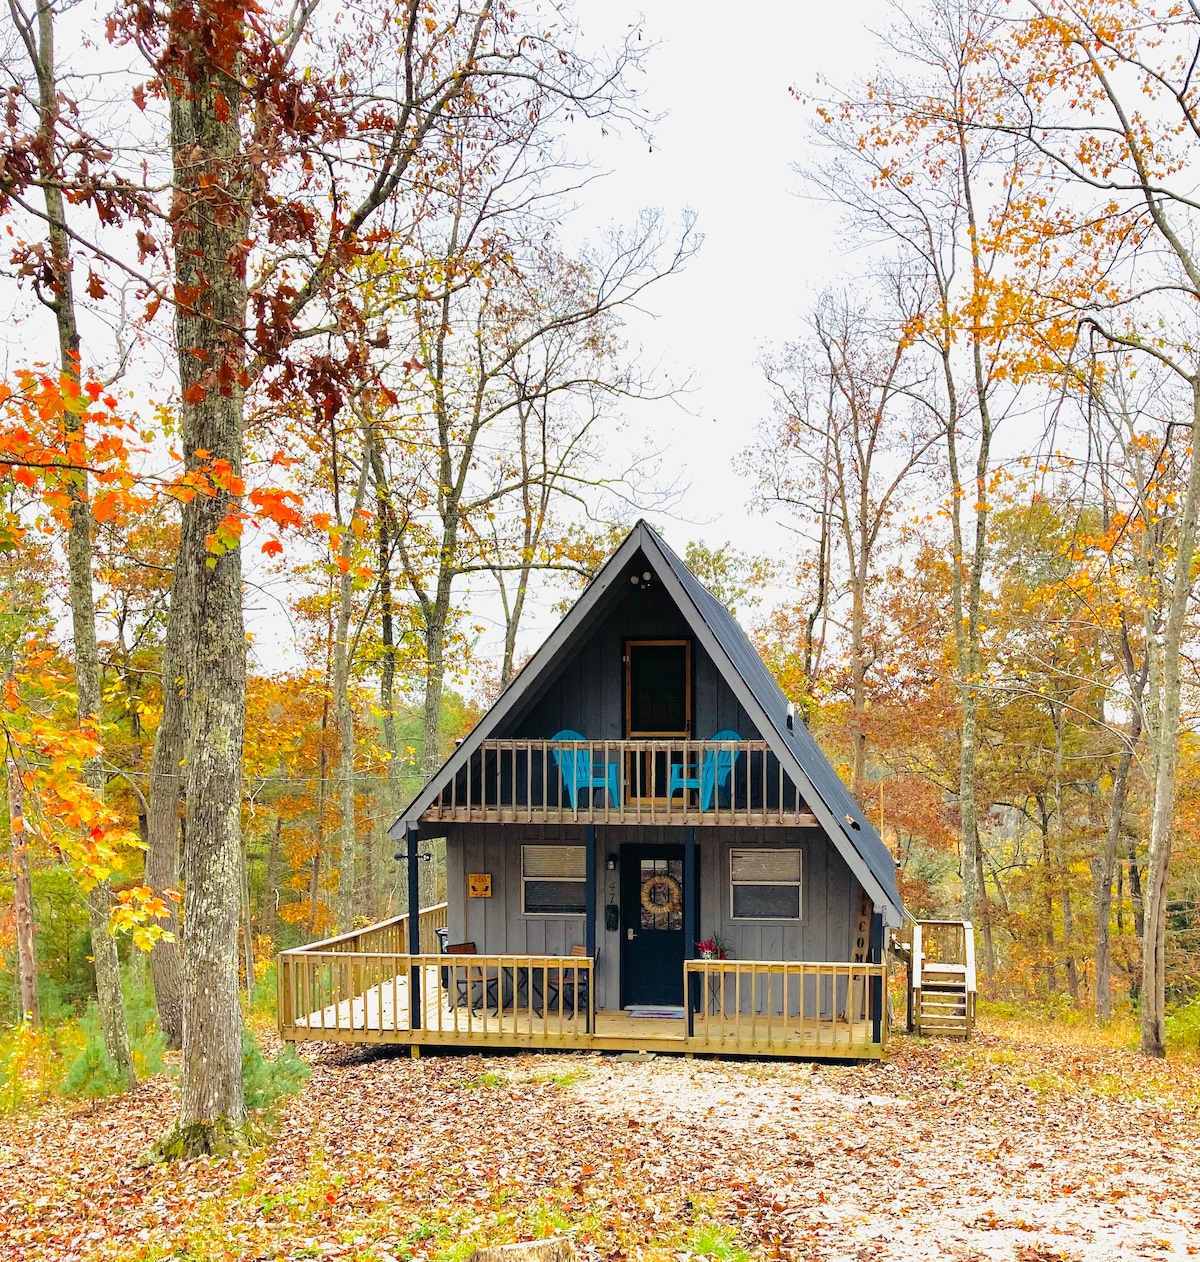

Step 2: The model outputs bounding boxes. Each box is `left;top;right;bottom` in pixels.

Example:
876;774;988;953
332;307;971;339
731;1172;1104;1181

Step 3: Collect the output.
1;0;1199;1151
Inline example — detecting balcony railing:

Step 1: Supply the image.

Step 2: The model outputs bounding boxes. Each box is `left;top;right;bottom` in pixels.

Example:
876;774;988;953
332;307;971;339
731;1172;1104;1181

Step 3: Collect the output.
421;738;818;827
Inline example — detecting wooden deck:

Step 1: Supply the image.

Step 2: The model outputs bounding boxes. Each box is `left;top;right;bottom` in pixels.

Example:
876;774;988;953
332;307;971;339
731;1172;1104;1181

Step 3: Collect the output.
277;914;886;1059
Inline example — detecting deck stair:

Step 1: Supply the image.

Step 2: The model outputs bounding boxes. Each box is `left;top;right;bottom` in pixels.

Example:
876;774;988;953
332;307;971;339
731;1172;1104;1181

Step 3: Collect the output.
896;919;976;1039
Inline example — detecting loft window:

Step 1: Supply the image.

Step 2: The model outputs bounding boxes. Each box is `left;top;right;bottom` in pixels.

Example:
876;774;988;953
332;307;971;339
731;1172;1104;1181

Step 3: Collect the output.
522;844;586;915
729;848;802;920
625;639;691;737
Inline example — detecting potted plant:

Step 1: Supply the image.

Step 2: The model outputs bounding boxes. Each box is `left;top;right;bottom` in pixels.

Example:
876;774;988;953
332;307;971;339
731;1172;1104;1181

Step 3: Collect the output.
696;934;730;960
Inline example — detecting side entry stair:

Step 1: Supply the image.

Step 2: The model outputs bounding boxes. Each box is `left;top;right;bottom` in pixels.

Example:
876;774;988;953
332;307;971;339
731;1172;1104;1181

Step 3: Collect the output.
893;919;977;1039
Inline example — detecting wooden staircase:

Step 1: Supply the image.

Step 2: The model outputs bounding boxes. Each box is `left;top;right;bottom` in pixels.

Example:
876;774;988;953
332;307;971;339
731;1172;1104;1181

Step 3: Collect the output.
892;919;977;1039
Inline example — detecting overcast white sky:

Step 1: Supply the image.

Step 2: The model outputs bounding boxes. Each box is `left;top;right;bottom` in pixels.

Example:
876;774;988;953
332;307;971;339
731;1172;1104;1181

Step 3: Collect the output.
463;0;893;662
565;0;889;546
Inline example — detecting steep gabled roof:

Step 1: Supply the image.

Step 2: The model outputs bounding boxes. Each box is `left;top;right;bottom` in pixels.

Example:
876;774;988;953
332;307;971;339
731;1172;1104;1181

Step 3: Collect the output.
390;520;904;925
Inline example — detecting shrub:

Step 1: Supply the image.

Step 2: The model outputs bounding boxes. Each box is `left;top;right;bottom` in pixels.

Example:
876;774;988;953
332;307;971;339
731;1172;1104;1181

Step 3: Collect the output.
250;961;277;1020
241;1026;310;1111
61;1005;130;1099
122;957;168;1079
1165;999;1200;1052
0;1023;56;1114
33;868;100;1011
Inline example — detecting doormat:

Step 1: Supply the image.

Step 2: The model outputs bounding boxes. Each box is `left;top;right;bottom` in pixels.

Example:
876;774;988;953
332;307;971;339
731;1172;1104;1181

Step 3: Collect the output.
627;1007;685;1019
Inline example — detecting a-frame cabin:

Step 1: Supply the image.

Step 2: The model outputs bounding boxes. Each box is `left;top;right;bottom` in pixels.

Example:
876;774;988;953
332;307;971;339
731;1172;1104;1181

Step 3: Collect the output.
277;522;909;1058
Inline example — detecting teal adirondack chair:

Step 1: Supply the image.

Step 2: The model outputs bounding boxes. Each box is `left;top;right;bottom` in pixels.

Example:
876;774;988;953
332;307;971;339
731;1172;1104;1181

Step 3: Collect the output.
668;730;741;810
701;730;742;809
551;730;620;808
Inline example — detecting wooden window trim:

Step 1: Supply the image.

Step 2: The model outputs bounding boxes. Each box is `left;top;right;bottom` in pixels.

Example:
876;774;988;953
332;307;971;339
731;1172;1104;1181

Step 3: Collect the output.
521;843;587;917
729;847;803;922
624;638;692;738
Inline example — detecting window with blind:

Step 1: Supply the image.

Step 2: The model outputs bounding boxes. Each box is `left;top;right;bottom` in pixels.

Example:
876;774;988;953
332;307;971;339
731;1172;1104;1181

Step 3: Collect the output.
521;844;587;915
729;848;802;920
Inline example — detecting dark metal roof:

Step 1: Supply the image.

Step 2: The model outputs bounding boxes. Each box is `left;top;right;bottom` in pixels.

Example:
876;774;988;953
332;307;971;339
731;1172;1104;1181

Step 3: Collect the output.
390;519;904;924
645;522;903;920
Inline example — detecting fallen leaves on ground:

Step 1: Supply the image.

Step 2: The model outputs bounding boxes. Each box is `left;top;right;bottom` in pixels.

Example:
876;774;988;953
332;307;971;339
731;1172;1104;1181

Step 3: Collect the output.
0;1019;1197;1261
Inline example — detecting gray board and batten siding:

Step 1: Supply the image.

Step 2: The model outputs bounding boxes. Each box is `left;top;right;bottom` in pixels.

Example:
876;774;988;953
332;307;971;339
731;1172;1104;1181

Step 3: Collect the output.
394;519;903;926
510;576;759;743
445;824;860;1012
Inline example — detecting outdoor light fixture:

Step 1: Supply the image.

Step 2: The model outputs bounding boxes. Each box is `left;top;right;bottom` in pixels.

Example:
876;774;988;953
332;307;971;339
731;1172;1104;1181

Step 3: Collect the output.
606;853;618;871
630;569;654;589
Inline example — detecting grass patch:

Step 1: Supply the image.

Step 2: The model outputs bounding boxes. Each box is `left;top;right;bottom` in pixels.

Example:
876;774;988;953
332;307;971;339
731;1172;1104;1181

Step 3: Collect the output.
977;1002;1142;1052
683;1222;752;1262
447;1070;509;1089
528;1066;590;1088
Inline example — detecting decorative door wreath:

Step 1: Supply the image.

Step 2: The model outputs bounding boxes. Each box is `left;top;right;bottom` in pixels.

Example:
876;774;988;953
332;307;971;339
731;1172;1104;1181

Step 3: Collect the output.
640;872;682;915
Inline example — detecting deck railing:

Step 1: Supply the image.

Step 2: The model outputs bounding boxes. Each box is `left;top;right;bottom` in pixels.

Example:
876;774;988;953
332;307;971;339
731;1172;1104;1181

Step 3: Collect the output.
685;958;886;1053
293;903;448;956
278;945;886;1056
275;904;448;1034
422;738;817;827
278;949;594;1048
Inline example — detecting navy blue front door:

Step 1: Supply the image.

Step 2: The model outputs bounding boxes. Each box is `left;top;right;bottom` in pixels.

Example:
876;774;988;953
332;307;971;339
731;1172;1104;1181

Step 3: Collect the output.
620;845;685;1007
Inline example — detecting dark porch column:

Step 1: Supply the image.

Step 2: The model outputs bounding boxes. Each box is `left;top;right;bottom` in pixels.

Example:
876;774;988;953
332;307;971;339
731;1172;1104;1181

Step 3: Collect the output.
407;824;421;1028
684;826;697;1034
584;824;596;960
869;909;883;1045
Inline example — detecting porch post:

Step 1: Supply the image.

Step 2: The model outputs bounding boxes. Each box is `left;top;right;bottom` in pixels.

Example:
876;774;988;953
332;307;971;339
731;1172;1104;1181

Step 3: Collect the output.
584;824;596;960
684;826;697;1036
407;824;421;1029
869;909;883;1046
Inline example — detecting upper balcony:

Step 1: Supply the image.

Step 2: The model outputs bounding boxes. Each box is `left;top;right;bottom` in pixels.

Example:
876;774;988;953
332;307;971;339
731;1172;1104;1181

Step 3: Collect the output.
420;737;819;828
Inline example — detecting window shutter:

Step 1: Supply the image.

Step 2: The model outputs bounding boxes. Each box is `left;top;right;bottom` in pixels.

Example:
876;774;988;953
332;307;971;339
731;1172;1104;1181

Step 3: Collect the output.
522;845;586;879
731;849;801;884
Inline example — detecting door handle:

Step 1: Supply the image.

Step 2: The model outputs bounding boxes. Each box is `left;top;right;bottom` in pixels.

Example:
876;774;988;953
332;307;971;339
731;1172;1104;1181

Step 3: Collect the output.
627;928;635;940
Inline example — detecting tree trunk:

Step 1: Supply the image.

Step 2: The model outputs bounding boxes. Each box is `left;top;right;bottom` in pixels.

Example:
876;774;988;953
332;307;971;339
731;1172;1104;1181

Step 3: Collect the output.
240;837;255;1005
72;483;129;1077
8;758;39;1025
946;405;994;975
263;815;281;946
334;456;369;932
849;563;867;802
145;607;184;1047
363;812;376;924
1094;710;1140;1021
954;127;997;981
1140;381;1200;1055
377;488;400;791
163;3;251;1147
28;0;131;1078
309;631;332;937
1053;705;1079;1002
307;841;322;937
420;574;454;777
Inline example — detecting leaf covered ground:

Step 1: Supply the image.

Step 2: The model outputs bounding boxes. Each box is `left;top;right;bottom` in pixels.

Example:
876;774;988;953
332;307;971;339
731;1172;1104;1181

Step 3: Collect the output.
1;1020;1198;1262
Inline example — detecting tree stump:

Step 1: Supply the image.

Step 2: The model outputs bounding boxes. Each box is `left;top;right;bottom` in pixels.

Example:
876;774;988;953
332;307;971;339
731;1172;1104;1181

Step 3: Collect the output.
464;1240;576;1262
